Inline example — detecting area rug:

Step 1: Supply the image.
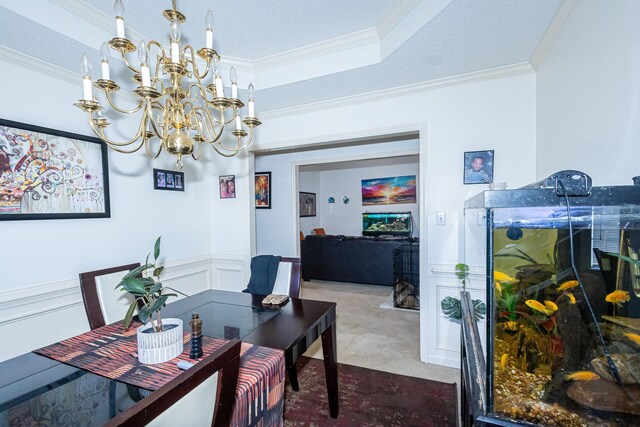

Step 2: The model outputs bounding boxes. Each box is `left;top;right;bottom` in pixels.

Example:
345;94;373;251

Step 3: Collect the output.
284;357;458;426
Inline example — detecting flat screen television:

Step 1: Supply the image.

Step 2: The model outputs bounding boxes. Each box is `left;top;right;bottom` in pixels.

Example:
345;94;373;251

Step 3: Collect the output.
362;212;412;236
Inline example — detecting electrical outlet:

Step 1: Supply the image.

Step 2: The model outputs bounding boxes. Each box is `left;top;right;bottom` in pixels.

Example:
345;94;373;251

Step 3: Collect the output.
436;211;446;226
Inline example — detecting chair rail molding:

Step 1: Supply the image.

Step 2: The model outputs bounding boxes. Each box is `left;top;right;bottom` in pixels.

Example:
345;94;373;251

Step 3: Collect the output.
0;254;222;362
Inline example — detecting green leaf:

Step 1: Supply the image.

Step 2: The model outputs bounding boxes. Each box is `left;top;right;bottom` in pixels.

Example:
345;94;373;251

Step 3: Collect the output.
153;266;164;278
123;301;137;328
441;296;462;320
122;264;154;281
148;283;163;294
149;295;169;313
608;252;640;266
472;299;486;321
163;286;190;298
154;236;162;260
120;277;146;295
139;306;152;323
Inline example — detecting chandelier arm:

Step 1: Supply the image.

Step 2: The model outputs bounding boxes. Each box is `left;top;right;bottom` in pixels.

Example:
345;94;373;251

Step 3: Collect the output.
88;110;147;148
196;107;223;144
190;140;203;161
147;102;166;140
221;106;237;126
187;82;208;102
216;127;254;153
183;45;211;81
105;91;145;114
148;41;168;87
118;50;142;74
210;142;242;158
144;135;163;159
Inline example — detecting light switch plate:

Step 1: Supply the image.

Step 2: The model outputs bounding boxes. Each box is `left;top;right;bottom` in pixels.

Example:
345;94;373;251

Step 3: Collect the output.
436;211;446;226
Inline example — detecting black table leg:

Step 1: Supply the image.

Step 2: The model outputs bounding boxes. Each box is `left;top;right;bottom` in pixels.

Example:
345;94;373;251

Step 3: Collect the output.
321;321;339;418
286;352;300;391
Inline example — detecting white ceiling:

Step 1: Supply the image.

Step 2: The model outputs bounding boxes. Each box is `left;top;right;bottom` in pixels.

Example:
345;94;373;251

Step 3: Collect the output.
0;0;563;112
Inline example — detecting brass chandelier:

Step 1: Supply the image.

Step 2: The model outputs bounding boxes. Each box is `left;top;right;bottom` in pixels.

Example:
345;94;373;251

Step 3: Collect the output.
74;0;261;169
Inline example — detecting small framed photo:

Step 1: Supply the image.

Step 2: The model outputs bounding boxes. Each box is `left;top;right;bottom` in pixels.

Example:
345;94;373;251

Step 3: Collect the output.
299;192;316;217
154;168;184;191
219;175;236;199
255;172;271;209
463;150;494;185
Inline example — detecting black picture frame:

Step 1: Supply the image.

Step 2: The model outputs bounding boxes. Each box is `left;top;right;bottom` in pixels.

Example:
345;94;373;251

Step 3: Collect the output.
154;168;184;192
255;171;271;209
299;192;316;217
0;118;110;221
463;150;494;185
219;175;236;199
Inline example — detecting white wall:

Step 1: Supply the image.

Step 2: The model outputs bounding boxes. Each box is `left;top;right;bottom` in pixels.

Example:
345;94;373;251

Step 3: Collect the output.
308;155;419;237
298;169;321;235
0;59;249;361
255;71;537;366
254;139;420;257
536;1;640;185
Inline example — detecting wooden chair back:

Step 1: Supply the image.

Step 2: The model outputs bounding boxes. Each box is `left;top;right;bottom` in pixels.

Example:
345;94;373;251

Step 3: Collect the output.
272;257;302;298
79;263;140;330
104;339;241;427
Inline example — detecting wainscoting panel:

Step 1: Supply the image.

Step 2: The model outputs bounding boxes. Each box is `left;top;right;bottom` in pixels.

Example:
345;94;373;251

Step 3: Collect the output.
0;254;219;363
426;264;487;368
211;253;247;292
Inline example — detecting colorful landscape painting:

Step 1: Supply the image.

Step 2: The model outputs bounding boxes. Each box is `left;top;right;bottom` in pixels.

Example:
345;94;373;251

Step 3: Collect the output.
361;175;417;205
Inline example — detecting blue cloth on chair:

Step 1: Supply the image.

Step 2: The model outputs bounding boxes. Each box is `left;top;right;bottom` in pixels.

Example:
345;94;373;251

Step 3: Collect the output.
243;255;282;295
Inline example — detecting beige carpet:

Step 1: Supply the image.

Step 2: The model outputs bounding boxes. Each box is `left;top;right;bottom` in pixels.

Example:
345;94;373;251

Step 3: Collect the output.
300;280;459;385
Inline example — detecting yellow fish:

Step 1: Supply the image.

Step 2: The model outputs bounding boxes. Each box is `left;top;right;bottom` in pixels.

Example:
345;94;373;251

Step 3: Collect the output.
494;271;515;283
544;300;558;313
564;371;600;381
500;354;508;370
566;292;576;304
556;280;579;292
495;282;502;296
501;321;518;332
526;299;553;316
624;332;640;345
606;290;630;307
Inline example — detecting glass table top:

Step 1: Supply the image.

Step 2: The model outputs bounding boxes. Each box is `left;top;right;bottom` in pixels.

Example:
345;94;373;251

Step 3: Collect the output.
171;300;280;339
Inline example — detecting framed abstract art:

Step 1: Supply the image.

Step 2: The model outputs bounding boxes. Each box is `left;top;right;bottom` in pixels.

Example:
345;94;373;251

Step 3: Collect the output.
255;171;271;208
0;118;110;221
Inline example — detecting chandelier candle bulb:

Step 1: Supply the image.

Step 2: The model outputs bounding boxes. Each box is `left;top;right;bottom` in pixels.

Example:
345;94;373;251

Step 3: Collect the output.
80;54;93;101
230;67;238;99
215;75;224;98
170;20;181;63
235;114;242;130
205;10;213;49
114;0;125;38
248;83;255;117
100;43;110;80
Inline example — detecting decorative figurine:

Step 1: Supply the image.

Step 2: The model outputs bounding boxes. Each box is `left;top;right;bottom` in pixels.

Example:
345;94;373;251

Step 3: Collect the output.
189;313;203;360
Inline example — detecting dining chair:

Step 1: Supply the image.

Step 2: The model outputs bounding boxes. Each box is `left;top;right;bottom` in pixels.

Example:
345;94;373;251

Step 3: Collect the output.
79;263;140;330
104;339;242;427
272;257;302;298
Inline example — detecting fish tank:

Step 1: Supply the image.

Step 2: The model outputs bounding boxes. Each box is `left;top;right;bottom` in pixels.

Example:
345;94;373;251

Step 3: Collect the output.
461;171;640;426
362;212;412;236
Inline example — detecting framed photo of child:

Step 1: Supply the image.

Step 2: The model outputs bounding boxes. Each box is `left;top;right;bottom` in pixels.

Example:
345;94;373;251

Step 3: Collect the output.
463;150;494;184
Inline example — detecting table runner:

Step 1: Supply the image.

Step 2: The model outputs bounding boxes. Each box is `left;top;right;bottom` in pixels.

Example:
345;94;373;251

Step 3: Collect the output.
34;321;284;427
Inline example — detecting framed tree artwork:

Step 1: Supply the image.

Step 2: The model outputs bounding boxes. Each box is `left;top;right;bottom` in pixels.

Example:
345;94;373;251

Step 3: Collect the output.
0;118;110;221
255;171;271;208
299;192;316;217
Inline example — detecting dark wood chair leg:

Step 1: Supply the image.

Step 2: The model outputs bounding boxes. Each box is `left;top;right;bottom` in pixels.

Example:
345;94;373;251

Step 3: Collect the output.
321;322;339;418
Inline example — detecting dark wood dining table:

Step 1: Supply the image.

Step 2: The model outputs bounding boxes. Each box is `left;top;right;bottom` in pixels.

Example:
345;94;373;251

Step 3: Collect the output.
0;289;339;424
164;289;340;418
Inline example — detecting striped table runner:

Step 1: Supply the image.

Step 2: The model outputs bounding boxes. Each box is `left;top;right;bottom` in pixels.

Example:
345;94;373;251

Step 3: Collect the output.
34;321;284;427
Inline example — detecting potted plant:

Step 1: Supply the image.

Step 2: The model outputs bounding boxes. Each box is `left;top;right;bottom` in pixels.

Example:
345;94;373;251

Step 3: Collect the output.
440;263;486;321
116;236;184;364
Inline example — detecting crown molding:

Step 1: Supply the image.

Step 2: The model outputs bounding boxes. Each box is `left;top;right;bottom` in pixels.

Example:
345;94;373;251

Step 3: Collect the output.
377;0;423;39
51;0;148;46
254;28;380;70
0;44;79;87
529;0;577;69
261;62;535;119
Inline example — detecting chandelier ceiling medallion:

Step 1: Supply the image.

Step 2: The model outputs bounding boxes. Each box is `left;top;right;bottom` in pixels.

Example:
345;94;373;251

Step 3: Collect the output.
74;0;261;169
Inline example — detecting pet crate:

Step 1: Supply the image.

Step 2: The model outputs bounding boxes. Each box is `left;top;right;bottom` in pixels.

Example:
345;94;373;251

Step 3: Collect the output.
393;243;419;310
